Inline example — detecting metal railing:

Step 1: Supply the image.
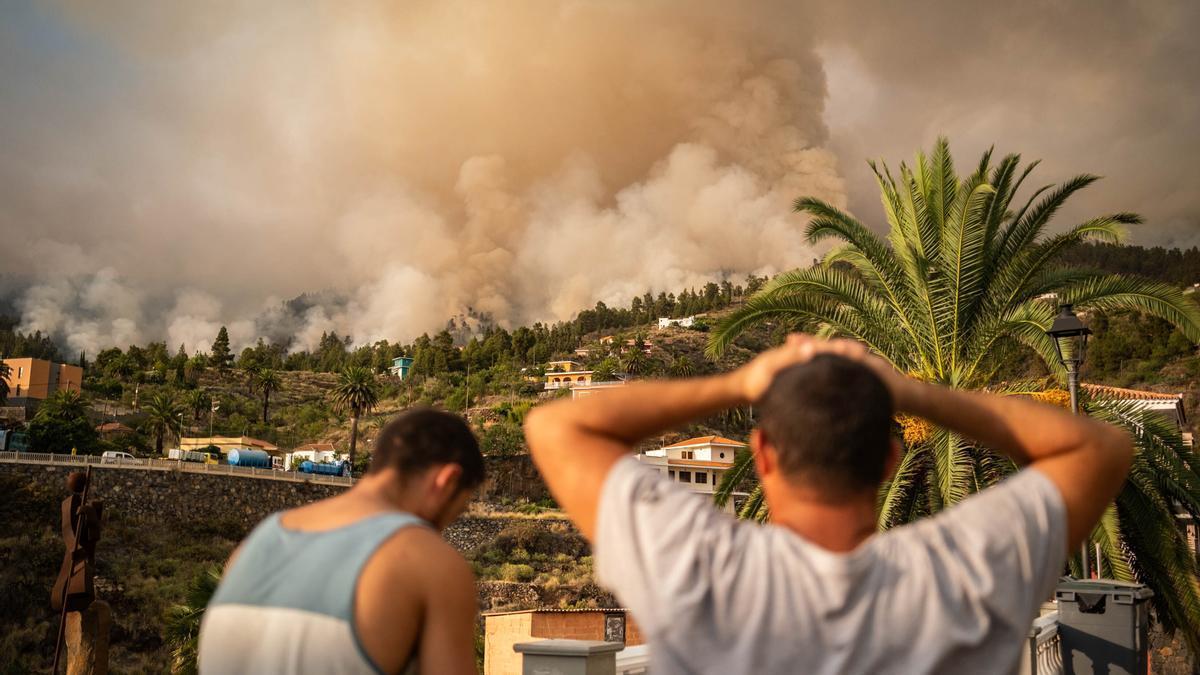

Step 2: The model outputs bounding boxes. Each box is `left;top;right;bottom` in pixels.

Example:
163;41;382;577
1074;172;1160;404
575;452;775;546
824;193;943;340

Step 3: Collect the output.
0;451;354;486
1020;611;1062;675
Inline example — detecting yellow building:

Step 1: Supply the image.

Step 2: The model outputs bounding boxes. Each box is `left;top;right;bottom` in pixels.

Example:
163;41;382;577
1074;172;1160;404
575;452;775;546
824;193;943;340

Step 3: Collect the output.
544;360;594;390
179;436;279;455
1;358;83;400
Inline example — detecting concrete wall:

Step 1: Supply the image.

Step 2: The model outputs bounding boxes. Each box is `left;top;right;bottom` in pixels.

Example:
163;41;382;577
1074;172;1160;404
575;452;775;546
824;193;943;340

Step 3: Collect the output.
484;612;533;675
483;611;645;675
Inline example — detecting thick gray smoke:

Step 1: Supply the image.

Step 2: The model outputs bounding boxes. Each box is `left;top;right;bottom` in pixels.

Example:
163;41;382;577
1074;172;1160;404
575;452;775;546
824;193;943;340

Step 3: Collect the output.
1;0;842;354
2;0;1196;355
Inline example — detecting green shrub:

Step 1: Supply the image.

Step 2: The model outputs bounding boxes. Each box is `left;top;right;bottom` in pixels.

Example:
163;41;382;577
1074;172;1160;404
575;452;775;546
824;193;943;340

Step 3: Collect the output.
499;563;535;582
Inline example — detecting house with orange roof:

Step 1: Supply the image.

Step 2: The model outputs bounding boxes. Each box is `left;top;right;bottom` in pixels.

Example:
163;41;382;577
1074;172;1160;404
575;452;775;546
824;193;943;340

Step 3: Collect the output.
1082;383;1191;446
637;435;746;512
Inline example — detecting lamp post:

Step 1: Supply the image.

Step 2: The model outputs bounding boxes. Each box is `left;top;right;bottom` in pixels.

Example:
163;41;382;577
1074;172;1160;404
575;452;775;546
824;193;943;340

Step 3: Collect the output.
1046;303;1092;577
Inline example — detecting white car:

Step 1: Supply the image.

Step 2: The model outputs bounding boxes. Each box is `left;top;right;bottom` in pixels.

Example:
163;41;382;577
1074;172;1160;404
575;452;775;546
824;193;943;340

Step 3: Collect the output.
101;451;141;464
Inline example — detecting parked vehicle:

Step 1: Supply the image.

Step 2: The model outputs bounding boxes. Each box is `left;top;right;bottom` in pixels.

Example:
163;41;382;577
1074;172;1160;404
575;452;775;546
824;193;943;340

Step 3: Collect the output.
101;451;141;464
167;448;210;463
0;430;29;452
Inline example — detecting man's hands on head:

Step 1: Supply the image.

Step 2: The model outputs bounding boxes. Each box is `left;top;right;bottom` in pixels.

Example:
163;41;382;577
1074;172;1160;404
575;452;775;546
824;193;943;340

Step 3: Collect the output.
733;334;919;409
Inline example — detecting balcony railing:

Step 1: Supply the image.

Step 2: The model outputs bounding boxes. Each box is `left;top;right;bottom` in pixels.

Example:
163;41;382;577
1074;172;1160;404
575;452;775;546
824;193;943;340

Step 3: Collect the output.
1019;611;1062;675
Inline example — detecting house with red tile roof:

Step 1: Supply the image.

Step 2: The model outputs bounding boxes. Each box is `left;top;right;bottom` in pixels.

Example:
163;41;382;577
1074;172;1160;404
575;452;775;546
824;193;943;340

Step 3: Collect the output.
1082;383;1190;446
637;436;747;512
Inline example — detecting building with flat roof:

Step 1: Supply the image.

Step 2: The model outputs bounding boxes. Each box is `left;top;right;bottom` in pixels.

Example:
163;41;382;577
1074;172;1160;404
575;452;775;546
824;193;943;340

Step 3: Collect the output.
2;357;83;401
390;357;413;380
545;360;595;390
179;435;279;455
483;608;644;675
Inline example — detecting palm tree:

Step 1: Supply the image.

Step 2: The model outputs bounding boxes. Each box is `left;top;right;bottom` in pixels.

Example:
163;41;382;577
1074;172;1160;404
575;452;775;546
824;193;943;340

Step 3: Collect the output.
247;367;281;424
331;366;380;473
620;349;647;377
669;354;696;378
144;392;185;455
0;359;10;405
163;564;221;674
185;389;210;422
708;138;1200;647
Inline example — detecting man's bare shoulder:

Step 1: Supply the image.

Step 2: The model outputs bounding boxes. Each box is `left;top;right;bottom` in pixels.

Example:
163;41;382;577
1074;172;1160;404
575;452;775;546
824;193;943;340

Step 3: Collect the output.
370;525;474;587
355;524;475;671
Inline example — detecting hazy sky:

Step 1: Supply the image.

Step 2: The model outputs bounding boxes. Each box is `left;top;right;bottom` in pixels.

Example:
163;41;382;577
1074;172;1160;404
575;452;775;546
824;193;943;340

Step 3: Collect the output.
2;0;1197;353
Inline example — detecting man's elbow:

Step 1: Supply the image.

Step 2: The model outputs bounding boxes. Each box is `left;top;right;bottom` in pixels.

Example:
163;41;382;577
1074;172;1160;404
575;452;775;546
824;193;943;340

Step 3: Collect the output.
523;405;560;461
1106;425;1135;477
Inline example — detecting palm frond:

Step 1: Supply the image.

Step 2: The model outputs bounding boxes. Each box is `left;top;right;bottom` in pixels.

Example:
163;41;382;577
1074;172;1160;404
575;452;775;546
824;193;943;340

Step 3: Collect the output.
1060;275;1200;342
714;447;756;509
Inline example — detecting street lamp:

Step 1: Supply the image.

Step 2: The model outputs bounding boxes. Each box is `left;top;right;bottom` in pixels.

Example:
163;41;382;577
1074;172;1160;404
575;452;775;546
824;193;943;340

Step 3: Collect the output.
1047;303;1092;415
1046;303;1092;577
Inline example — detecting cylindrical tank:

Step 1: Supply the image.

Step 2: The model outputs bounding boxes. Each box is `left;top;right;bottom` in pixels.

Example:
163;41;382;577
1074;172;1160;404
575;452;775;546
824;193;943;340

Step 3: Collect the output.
299;460;350;476
227;448;272;468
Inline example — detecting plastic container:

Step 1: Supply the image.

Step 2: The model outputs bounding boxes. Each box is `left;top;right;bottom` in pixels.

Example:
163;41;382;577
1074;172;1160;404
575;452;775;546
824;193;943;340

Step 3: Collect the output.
1055;579;1153;675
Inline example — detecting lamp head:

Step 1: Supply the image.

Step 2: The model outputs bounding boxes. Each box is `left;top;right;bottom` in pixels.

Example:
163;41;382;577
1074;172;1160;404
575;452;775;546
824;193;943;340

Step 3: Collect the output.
1047;303;1091;364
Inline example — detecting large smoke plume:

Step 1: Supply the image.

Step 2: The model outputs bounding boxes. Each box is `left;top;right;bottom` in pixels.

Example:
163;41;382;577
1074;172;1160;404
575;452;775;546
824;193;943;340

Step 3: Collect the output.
1;0;843;354
2;0;1197;355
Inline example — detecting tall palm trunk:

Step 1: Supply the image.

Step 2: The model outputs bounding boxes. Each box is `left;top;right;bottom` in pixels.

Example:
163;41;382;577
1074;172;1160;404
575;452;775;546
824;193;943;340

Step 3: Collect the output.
348;408;360;471
262;390;270;424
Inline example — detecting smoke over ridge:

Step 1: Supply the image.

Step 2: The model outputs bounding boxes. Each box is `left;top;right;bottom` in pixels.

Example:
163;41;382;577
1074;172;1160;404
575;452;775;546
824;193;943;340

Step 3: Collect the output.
2;0;843;354
4;0;1198;355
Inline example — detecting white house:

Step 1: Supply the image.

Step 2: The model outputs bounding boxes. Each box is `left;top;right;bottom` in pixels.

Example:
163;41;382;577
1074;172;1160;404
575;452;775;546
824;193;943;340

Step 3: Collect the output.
283;442;346;470
658;315;699;329
637;435;746;512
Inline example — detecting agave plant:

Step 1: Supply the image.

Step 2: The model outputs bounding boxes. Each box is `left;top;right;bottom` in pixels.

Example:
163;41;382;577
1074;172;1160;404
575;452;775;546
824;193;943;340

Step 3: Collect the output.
163;564;222;674
709;138;1200;648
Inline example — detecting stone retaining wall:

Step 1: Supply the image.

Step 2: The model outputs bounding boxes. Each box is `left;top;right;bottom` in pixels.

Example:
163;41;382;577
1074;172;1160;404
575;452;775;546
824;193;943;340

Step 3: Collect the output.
0;454;551;539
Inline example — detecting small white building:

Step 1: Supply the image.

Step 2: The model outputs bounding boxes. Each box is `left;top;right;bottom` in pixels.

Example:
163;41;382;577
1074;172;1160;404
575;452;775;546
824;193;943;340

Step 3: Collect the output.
284;442;346;470
658;316;698;329
638;436;746;512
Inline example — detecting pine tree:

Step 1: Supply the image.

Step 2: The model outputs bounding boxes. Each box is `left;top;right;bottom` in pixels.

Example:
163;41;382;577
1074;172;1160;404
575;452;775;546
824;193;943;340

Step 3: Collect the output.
211;327;232;372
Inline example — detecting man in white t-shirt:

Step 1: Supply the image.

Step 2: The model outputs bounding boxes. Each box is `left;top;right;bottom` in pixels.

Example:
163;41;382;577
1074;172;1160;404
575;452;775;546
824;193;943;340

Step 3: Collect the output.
524;335;1133;674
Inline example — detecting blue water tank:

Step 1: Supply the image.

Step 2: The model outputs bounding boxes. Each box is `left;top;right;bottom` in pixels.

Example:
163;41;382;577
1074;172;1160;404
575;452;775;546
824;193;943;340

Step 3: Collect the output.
227;448;272;468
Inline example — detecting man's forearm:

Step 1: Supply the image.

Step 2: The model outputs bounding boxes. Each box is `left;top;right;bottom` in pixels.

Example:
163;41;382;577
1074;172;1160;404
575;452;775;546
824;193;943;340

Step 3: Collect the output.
541;372;748;446
901;380;1128;465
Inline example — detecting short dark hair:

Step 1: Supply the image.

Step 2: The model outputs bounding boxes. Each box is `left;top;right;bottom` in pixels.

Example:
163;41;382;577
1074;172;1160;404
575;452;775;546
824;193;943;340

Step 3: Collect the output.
756;355;894;496
369;407;486;490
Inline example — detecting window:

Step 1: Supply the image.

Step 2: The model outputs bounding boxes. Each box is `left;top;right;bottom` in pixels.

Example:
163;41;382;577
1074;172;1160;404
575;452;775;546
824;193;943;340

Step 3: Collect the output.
719;452;726;459
680;471;692;483
17;367;23;377
668;470;676;480
696;472;708;484
681;450;694;459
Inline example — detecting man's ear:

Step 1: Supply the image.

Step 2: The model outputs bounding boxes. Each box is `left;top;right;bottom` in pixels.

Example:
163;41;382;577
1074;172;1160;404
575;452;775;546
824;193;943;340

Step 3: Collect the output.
750;428;775;477
432;463;463;495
